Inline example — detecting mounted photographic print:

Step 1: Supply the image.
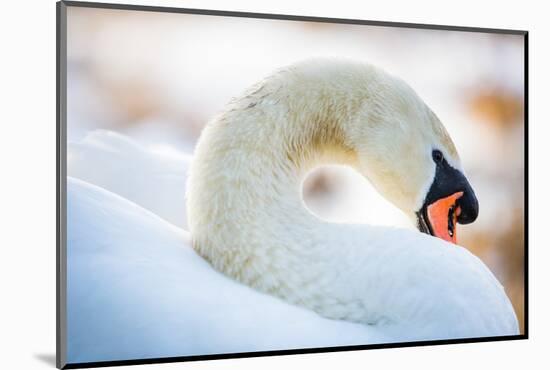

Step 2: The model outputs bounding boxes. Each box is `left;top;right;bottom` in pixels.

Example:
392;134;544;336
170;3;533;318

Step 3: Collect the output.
56;1;528;368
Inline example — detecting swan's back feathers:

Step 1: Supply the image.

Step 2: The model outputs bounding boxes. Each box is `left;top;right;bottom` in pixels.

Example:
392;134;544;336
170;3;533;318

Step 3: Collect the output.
339;226;519;338
68;130;191;229
67;178;391;363
67;178;517;364
67;178;517;363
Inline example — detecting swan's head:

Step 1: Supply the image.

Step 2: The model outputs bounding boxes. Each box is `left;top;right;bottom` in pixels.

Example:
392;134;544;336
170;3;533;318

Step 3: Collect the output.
347;73;479;244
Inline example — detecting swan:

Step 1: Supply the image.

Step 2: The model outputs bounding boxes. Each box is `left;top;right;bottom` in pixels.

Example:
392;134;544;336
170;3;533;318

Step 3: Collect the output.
65;59;518;364
187;58;519;337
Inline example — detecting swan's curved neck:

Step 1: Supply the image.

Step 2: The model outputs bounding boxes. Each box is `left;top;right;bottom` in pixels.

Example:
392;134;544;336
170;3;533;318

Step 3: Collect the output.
217;98;360;227
187;73;365;305
187;62;518;336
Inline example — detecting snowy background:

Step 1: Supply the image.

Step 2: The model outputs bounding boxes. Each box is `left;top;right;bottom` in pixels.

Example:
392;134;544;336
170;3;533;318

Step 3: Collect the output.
66;4;525;344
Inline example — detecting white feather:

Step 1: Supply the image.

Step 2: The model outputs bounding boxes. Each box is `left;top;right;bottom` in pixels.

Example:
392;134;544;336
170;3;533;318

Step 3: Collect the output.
67;177;390;363
68;130;190;229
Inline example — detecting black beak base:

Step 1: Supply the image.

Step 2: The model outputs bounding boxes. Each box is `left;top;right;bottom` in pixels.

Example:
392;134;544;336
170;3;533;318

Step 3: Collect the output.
417;156;479;236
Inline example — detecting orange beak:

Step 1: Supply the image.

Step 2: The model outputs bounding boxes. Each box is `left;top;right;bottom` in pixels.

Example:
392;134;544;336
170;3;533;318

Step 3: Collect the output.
426;191;463;244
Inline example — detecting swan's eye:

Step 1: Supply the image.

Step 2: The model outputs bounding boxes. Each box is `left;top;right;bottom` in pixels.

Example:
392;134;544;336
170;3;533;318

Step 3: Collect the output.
432;150;444;164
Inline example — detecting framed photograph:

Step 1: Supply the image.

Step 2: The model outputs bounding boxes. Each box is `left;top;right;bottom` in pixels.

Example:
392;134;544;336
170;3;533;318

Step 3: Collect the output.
57;1;528;368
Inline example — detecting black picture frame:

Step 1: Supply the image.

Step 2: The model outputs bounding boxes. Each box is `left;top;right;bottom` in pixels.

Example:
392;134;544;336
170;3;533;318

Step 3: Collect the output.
56;1;529;368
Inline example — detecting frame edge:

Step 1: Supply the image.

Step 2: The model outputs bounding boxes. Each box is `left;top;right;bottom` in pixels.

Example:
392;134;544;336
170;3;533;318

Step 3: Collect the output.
57;1;68;369
62;0;527;35
56;2;529;368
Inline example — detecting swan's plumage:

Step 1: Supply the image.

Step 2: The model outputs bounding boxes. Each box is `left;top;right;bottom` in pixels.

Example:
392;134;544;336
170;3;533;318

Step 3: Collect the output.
68;130;191;229
187;58;518;332
67;59;518;363
67;177;516;363
66;177;391;363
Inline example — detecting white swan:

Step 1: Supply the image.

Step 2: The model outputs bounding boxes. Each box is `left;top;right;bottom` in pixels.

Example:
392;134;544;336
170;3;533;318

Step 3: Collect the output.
66;59;518;364
187;58;518;337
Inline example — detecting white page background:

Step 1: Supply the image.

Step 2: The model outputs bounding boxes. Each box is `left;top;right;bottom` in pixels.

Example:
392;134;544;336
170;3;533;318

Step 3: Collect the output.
0;0;546;369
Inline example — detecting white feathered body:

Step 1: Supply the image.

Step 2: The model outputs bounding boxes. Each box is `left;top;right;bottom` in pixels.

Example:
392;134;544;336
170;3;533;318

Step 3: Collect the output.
66;59;518;363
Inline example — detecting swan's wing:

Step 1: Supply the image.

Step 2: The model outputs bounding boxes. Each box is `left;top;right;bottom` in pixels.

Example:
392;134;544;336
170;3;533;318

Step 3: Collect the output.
67;130;190;229
66;178;389;364
333;225;519;340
